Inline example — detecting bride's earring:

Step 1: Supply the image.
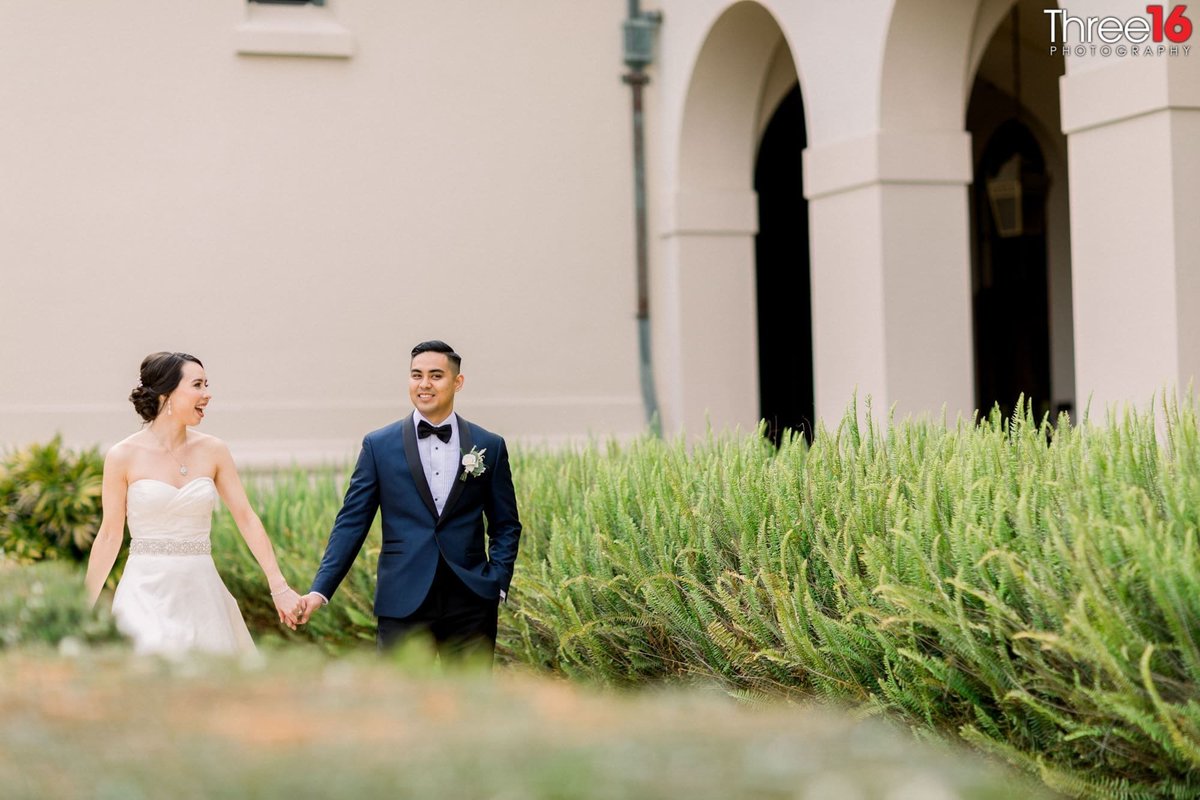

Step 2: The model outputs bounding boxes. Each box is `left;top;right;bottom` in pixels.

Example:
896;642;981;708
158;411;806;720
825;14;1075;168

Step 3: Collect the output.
167;399;173;416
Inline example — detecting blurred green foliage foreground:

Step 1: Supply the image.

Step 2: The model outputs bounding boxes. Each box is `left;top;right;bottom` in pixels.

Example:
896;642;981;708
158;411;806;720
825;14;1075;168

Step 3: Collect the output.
4;396;1200;797
0;644;1051;800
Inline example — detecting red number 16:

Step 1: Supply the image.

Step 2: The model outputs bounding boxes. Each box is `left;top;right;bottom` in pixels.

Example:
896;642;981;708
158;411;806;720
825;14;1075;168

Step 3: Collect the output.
1147;5;1194;43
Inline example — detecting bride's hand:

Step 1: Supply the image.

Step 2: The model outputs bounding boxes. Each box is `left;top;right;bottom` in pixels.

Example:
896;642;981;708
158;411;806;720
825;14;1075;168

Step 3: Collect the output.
272;587;302;630
294;592;325;625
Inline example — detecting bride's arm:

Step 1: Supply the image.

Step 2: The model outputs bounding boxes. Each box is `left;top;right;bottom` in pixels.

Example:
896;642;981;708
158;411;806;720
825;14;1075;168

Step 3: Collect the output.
212;441;301;628
84;447;130;606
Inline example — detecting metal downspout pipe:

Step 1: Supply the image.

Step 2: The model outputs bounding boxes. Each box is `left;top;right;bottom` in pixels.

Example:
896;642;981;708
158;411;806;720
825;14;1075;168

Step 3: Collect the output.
622;1;663;435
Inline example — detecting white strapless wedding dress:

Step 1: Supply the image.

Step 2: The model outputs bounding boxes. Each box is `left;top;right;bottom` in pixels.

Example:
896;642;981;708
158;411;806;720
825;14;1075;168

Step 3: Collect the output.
111;477;255;657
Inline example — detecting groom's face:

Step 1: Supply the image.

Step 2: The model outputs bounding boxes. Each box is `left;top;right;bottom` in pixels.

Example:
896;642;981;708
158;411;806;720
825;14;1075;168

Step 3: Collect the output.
409;351;463;423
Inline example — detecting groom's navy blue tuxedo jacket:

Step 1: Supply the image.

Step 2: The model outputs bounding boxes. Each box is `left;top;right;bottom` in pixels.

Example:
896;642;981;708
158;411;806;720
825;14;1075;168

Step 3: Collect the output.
310;414;522;619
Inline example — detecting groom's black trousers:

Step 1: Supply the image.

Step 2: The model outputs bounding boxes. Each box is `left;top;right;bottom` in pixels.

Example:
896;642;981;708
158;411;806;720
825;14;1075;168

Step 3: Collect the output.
376;555;498;661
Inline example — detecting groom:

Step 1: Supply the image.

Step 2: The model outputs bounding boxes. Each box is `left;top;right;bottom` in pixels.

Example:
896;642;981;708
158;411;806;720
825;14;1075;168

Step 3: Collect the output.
294;340;522;661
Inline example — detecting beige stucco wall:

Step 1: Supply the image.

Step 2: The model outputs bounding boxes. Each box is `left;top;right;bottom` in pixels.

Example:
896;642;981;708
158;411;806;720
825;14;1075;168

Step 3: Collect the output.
0;0;645;462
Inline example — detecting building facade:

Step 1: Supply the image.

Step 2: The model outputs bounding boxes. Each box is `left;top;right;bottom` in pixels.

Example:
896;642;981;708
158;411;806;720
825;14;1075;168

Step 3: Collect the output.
2;1;1197;462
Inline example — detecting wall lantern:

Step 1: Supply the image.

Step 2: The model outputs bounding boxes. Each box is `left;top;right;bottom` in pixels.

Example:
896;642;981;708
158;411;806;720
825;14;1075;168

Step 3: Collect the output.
987;154;1024;238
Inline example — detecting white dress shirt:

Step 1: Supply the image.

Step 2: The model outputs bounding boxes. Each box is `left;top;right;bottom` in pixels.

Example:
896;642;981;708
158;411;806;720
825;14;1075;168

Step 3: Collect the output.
414;409;459;515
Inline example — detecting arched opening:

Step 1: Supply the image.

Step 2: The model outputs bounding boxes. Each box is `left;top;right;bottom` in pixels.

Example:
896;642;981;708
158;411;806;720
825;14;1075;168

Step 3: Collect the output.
661;1;809;435
967;0;1072;421
755;83;813;443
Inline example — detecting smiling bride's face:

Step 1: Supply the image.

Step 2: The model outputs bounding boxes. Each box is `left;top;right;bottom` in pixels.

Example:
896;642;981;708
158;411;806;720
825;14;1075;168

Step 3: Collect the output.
163;362;211;425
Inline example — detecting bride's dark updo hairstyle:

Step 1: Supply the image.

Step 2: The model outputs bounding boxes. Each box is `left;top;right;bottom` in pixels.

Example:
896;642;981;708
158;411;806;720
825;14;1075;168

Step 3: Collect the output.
129;351;204;422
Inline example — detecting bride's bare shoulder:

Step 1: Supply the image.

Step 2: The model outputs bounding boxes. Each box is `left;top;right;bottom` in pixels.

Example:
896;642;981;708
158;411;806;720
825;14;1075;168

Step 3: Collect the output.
189;430;229;455
107;431;150;454
189;430;222;446
104;432;147;470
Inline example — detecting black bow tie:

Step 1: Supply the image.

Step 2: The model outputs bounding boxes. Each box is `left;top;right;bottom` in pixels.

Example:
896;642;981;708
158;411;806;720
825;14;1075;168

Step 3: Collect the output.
417;420;452;443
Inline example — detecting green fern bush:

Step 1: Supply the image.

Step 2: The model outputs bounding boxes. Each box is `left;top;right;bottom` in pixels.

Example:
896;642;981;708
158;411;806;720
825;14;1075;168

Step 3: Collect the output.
0;436;104;563
502;397;1200;799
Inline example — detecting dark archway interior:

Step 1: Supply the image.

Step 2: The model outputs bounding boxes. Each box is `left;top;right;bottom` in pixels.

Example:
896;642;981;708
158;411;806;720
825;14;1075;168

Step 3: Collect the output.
755;84;814;444
971;118;1052;420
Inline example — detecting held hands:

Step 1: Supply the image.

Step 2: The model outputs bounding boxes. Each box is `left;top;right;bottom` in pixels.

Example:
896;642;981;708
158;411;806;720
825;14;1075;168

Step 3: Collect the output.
292;592;326;626
270;577;325;627
270;583;303;630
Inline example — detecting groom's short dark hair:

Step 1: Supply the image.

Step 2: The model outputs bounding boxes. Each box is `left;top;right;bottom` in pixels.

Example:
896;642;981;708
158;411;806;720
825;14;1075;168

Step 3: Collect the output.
411;340;461;373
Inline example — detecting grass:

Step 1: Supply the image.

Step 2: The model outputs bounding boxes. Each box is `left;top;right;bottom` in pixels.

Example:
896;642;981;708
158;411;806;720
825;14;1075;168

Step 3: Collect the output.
0;646;1054;800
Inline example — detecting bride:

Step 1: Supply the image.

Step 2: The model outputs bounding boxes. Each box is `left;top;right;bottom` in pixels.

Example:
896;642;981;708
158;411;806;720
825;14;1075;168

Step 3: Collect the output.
85;351;301;656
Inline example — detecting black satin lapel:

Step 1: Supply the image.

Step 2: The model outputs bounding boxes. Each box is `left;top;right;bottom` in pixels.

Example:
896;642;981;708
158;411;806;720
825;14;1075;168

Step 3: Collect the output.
458;416;474;458
402;417;438;520
437;416;473;525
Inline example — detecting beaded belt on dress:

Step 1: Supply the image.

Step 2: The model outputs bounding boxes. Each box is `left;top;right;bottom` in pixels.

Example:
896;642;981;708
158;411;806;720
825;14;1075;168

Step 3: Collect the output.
129;537;211;556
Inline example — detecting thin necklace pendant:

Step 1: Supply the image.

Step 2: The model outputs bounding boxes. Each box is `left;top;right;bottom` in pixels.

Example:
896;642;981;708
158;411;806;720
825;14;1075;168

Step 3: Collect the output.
150;427;188;476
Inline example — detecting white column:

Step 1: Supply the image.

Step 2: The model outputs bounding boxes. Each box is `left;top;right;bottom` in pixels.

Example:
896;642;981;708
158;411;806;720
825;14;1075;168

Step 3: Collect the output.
654;189;760;435
803;131;976;424
1062;56;1200;410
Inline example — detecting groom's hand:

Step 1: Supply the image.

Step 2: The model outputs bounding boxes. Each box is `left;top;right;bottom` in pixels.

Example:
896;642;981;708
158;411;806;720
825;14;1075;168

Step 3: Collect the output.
294;592;326;625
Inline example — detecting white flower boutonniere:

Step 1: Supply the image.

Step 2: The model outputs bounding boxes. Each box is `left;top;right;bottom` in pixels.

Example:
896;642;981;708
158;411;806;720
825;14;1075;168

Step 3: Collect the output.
460;446;487;482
